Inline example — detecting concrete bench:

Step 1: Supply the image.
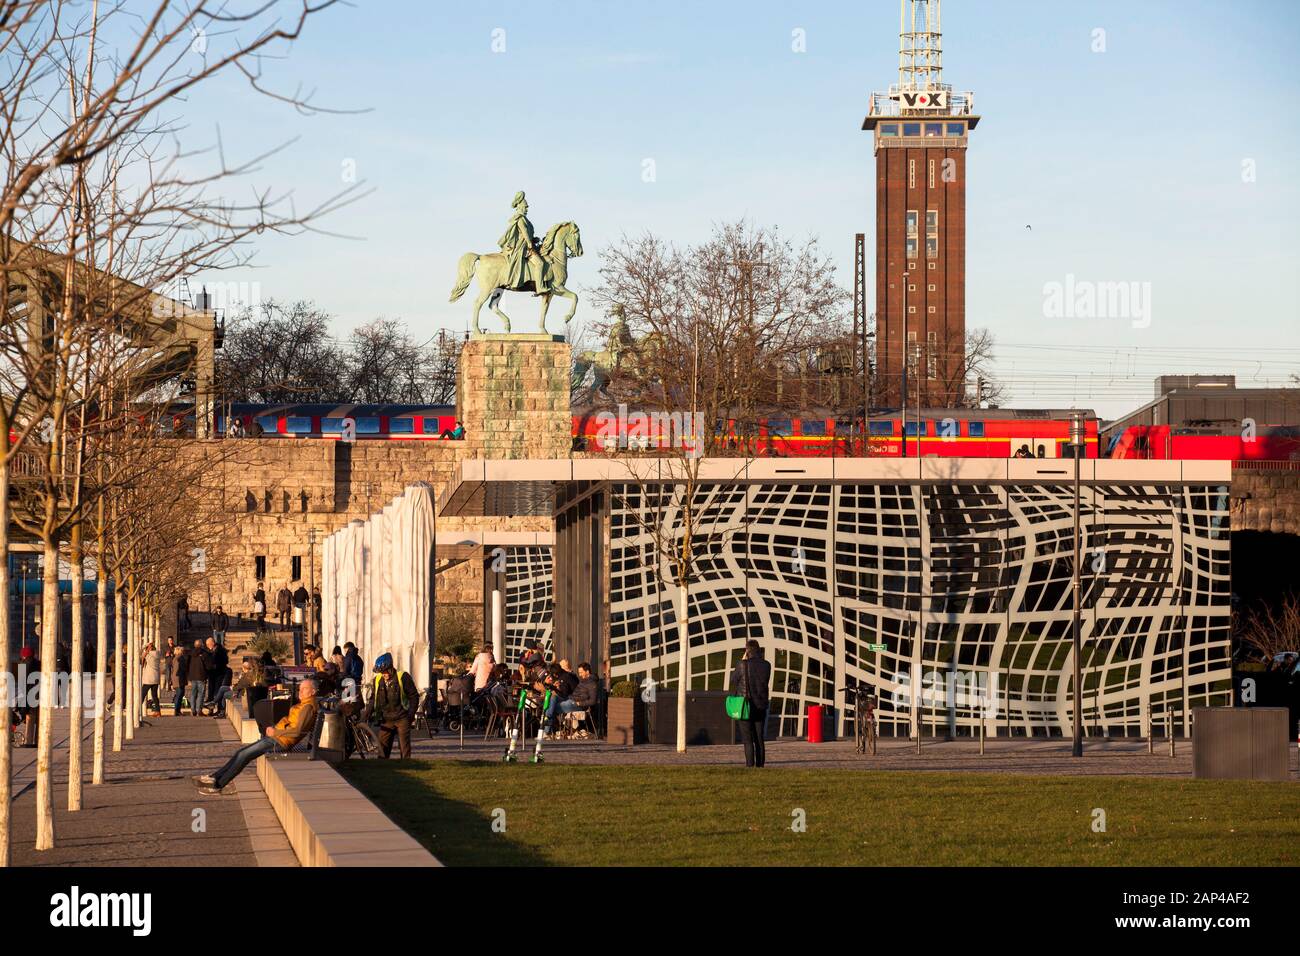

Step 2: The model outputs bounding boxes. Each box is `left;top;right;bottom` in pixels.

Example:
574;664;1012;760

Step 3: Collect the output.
226;698;438;866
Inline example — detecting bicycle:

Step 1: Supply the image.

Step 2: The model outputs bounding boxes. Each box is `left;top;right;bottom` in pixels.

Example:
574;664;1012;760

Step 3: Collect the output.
839;686;877;755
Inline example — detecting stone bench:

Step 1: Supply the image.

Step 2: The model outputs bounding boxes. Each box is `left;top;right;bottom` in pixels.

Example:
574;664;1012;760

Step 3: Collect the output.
226;698;439;866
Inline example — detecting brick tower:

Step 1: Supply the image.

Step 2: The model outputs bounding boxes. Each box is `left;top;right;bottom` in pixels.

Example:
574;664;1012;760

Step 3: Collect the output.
863;0;978;412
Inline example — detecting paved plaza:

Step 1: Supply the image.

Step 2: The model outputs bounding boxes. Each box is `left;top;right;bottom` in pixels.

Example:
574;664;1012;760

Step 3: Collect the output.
8;701;295;868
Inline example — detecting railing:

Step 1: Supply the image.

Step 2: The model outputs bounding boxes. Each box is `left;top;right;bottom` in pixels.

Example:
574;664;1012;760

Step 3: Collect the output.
10;451;46;479
1231;459;1300;472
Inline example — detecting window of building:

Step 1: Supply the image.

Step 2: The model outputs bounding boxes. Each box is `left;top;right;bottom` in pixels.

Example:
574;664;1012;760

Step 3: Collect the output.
928;283;936;291
902;123;921;136
880;124;899;137
925;123;942;137
926;236;939;258
946;123;965;136
255;556;266;581
905;237;918;258
908;283;917;292
928;306;936;313
928;261;936;270
926;209;939;258
908;305;916;313
927;332;938;379
291;555;302;580
906;210;918;237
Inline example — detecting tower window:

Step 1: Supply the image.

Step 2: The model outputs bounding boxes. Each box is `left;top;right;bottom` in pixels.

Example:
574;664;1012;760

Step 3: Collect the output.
946;123;965;136
908;159;915;189
926;237;939;258
906;210;918;237
902;123;921;136
254;556;266;581
906;238;918;258
927;332;938;379
880;124;899;137
925;123;942;136
292;555;302;580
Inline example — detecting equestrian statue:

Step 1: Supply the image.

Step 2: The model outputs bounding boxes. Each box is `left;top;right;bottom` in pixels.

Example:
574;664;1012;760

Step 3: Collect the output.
449;190;583;335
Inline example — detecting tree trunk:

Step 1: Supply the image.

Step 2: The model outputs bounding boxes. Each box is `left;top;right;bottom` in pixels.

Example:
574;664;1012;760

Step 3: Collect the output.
35;535;59;850
67;525;83;810
0;441;10;866
112;586;123;752
676;581;689;753
92;557;107;785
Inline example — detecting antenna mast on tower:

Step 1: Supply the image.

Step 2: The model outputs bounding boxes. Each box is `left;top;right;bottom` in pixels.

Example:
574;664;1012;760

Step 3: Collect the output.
899;0;943;92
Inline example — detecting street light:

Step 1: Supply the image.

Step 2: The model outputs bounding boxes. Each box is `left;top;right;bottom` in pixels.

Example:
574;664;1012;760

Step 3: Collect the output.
900;272;910;458
1070;411;1085;757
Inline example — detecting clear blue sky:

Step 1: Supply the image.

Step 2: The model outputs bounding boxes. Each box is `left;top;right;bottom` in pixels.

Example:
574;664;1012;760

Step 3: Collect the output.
185;0;1300;418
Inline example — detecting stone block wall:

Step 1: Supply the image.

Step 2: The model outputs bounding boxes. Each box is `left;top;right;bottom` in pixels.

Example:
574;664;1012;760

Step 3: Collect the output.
1232;468;1300;536
457;335;571;460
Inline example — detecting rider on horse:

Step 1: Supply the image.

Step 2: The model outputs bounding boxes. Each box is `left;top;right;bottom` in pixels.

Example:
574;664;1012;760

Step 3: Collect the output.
497;191;550;296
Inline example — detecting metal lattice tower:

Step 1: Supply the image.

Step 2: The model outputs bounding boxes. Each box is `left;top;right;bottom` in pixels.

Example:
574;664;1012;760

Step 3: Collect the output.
899;0;943;92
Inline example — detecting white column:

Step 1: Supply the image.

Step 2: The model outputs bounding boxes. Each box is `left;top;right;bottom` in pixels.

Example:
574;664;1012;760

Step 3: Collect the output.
491;585;504;663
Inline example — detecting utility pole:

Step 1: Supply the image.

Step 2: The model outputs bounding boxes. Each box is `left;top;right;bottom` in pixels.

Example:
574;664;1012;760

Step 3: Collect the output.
1070;411;1084;757
901;271;910;458
307;527;317;650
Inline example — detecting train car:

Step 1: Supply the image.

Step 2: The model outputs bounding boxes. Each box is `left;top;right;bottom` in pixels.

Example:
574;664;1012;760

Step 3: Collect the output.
572;411;1101;458
1107;424;1300;461
216;403;458;440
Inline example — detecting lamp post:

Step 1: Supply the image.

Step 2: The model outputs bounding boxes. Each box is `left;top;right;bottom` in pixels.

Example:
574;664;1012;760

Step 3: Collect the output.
900;272;910;458
307;528;317;650
1070;411;1085;757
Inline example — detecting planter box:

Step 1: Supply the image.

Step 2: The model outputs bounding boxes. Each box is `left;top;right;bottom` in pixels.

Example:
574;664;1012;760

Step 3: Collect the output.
605;696;647;745
647;690;741;746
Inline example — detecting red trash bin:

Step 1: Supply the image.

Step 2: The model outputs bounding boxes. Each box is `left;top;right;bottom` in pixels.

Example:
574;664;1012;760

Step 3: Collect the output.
807;704;824;743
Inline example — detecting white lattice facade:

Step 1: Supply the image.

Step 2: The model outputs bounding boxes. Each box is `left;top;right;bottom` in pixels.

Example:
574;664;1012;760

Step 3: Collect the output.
601;479;1231;738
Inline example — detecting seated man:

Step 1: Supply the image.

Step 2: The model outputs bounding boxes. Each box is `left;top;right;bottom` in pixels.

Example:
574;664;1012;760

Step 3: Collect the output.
556;662;598;731
542;662;579;732
193;678;319;795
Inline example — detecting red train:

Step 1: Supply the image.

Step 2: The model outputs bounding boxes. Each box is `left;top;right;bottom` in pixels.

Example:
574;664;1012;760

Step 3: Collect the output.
1106;424;1300;462
572;411;1100;458
153;403;1299;462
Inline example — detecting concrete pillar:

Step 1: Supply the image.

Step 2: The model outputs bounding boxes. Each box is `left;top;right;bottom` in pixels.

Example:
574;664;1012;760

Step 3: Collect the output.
491;585;504;664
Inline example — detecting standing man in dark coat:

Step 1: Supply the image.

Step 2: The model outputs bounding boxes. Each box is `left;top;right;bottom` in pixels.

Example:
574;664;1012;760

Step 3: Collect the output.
205;637;229;717
276;585;292;628
185;639;211;716
728;640;772;768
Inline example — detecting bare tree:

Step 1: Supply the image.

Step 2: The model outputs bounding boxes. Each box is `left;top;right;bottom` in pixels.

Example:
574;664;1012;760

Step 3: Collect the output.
1234;595;1300;664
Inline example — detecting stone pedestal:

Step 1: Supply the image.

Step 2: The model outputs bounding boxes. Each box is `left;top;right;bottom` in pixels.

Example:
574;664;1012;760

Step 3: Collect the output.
456;333;571;460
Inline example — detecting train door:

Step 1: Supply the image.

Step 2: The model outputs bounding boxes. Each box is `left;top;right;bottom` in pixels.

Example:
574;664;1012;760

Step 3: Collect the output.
1031;435;1059;459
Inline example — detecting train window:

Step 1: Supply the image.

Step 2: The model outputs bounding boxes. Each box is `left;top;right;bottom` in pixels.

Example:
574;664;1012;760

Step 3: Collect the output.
255;415;278;434
869;421;895;436
904;421;934;436
801;421;827;436
387;417;414;434
766;419;793;437
968;421;985;438
353;417;380;434
320;417;345;433
285;416;313;435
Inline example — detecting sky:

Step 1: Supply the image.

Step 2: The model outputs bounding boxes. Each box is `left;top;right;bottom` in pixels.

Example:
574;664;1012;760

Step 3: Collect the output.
179;0;1300;419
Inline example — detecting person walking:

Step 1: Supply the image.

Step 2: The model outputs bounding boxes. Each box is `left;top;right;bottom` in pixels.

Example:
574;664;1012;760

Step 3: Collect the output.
363;653;418;759
205;637;229;717
141;642;161;716
252;583;267;625
728;639;771;768
186;639;210;716
276;585;292;628
211;605;229;646
311;586;322;633
171;643;189;715
162;637;177;695
176;595;191;632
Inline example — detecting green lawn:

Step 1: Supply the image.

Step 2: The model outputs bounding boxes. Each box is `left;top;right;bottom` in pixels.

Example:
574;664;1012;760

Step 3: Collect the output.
339;760;1300;867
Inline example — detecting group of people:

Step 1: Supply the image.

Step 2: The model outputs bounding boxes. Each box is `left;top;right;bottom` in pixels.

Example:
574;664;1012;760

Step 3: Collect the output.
151;637;232;718
465;641;600;737
251;581;320;629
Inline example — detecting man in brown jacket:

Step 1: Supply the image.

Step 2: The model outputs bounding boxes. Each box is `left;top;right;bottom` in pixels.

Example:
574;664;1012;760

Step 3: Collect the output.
194;678;319;794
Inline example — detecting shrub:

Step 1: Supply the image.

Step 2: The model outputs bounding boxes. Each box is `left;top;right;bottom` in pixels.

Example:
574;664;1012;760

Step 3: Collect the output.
610;680;639;698
248;629;291;663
